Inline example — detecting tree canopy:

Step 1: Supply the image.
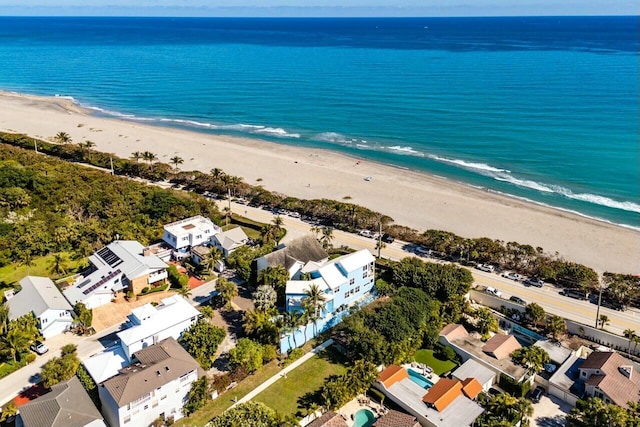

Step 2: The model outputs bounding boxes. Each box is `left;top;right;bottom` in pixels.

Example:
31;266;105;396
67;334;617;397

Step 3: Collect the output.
179;320;226;370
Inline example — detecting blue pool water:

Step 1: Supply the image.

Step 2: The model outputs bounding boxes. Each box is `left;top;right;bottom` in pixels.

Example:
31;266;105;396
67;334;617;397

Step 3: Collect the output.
353;409;376;427
407;368;434;389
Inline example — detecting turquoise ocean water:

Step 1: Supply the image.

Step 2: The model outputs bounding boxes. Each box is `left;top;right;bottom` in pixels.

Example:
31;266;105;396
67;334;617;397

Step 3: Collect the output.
0;17;637;227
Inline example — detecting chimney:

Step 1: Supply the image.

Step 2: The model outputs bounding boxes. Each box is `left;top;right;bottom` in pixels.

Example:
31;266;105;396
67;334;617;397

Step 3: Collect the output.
619;366;633;379
143;248;151;257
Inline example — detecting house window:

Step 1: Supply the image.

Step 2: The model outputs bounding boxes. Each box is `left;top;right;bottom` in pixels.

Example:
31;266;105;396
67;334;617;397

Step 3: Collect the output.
144;405;149;410
344;292;349;299
124;416;131;424
581;371;587;377
42;318;47;324
355;286;360;293
196;235;202;239
335;287;339;293
161;395;167;400
350;278;355;286
363;272;368;279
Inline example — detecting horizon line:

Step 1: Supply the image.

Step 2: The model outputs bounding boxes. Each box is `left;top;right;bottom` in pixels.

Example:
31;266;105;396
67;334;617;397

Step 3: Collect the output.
1;14;639;18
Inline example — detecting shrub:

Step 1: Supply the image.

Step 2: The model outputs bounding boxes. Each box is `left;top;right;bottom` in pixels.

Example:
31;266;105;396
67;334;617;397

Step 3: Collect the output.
211;373;232;393
262;344;277;363
24;353;37;363
141;287;150;294
285;348;304;365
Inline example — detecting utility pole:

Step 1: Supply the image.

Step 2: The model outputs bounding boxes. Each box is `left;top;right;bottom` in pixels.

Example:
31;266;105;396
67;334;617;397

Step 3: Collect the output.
595;276;603;328
227;188;232;227
110;156;114;175
377;221;383;258
33;139;38;153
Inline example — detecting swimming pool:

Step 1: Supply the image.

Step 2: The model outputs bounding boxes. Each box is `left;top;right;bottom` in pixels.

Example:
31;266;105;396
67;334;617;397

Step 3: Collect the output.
353;409;376;427
407;368;434;389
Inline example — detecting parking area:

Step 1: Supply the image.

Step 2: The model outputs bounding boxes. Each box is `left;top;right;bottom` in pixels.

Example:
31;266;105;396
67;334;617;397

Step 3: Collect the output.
530;393;571;427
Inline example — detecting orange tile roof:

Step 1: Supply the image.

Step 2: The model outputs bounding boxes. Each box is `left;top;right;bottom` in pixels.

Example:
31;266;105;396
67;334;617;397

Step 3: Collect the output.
422;378;463;412
378;365;409;389
460;378;483;400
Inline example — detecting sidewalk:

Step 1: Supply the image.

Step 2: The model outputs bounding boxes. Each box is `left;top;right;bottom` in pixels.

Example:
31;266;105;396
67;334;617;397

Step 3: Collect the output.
234;339;334;407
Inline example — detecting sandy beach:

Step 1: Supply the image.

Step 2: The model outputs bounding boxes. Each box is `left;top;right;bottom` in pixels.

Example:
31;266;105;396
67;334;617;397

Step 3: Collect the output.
1;90;638;274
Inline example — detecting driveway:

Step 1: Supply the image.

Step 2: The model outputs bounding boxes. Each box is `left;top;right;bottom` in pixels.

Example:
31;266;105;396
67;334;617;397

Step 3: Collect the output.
530;394;571;427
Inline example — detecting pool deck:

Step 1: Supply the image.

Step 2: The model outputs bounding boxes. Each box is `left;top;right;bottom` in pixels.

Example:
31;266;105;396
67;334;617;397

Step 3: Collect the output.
338;396;385;427
404;362;441;385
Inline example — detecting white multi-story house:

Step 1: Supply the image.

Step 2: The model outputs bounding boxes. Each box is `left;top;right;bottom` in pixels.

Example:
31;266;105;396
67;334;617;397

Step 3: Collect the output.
211;227;249;257
99;337;204;427
117;295;200;361
7;276;73;339
162;216;221;252
64;240;169;309
282;249;376;352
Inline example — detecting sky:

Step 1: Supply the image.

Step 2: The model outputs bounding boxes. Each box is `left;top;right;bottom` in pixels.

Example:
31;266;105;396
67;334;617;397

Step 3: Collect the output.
0;0;637;17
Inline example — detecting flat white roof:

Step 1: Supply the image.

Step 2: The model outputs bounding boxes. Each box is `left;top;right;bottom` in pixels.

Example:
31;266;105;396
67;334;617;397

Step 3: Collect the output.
117;296;200;347
285;278;333;298
83;346;129;384
452;359;496;386
338;249;375;272
164;215;218;235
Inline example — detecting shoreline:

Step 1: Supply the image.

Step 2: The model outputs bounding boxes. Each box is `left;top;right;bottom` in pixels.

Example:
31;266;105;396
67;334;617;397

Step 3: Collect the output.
0;90;638;274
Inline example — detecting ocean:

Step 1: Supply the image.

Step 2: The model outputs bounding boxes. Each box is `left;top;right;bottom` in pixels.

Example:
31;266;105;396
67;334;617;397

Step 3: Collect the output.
0;16;637;228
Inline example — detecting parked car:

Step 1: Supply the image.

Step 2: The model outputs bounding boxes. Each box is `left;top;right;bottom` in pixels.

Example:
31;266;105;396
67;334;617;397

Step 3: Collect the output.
509;296;526;305
415;246;430;257
543;363;557;373
359;229;375;238
381;233;395;244
561;288;589;300
530;386;545;403
30;340;49;355
524;278;544;287
502;272;522;281
288;211;301;218
600;299;626;311
476;264;495;273
486;287;503;298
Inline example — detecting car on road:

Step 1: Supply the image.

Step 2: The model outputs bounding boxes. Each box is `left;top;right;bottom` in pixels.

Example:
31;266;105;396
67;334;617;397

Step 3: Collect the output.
415;246;430;257
524;277;544;287
359;229;375;238
560;288;589;300
530;386;545;403
509;296;526;305
502;272;523;281
600;299;626;311
476;264;495;273
288;211;301;218
30;340;49;355
486;287;503;298
381;233;395;244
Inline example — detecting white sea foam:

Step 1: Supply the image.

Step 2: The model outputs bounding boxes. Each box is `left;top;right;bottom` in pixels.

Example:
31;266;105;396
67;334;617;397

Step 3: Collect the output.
386;145;424;156
314;132;349;143
561;192;640;214
493;175;555;193
253;127;300;138
428;154;510;173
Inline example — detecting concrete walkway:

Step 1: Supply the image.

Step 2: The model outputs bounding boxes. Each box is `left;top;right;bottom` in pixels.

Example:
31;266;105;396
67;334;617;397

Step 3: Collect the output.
233;339;334;407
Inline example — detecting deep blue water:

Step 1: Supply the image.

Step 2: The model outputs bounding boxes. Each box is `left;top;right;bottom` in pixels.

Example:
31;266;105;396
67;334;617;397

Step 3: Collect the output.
0;16;638;227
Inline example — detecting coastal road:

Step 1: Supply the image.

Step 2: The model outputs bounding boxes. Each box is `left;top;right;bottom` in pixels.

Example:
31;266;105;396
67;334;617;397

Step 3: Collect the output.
219;200;638;336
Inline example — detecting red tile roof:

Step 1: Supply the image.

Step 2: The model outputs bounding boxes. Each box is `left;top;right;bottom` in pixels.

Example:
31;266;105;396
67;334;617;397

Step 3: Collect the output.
460;378;483;400
422;378;463;412
379;365;409;389
373;409;419;427
307;411;348;427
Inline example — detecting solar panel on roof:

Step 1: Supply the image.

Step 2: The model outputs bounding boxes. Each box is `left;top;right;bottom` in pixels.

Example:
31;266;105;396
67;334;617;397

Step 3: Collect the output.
83;269;121;295
77;278;92;289
97;247;123;268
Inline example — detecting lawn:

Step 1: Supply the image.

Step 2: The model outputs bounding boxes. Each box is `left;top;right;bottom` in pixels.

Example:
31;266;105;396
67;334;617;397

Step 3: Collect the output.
252;347;347;418
0;252;84;286
175;360;283;427
413;349;457;375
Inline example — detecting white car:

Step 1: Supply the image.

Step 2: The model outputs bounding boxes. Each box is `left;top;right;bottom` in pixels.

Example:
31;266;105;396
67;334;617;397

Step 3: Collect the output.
359;230;375;238
502;272;522;281
476;264;495;273
486;287;503;298
31;341;49;355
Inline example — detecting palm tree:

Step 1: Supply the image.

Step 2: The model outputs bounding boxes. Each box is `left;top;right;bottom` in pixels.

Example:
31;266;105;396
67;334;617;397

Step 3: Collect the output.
632;335;640;356
0;328;30;362
199;306;215;322
511;346;550;375
546;315;567;341
271;215;284;242
624;329;636;355
304;283;327;320
170;155;184;171
84;140;96;149
283;311;298;349
0;302;9;335
260;224;278;245
54;131;72;144
175;284;192;299
130;151;143;163
49;253;69;276
210;168;225;183
142;151;158;164
320;227;334;249
216;277;238;310
200;247;222;275
598;314;610;329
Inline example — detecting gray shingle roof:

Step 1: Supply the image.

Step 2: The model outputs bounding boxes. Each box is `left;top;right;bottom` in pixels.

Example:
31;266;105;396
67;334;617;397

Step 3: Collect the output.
373;409;419;427
262;235;328;270
100;337;203;407
18;377;105;427
8;276;72;320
